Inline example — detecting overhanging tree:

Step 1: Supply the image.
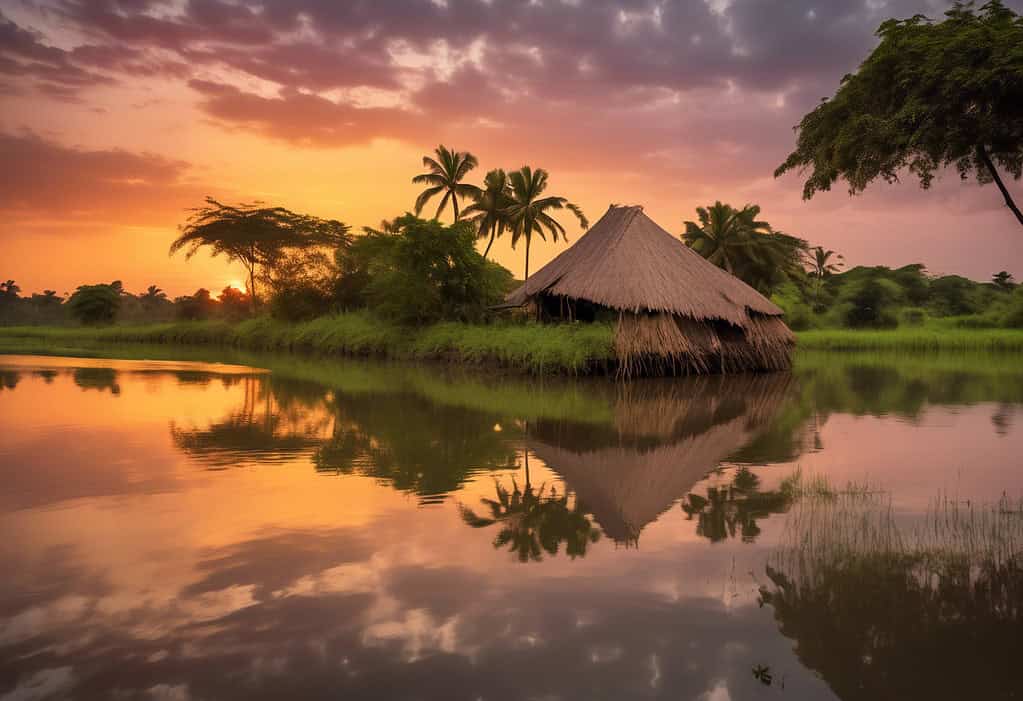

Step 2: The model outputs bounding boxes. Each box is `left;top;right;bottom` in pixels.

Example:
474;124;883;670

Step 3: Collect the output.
170;197;350;310
775;1;1023;228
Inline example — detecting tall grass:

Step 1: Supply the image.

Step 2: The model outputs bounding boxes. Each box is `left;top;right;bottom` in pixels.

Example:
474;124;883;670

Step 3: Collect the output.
0;314;615;374
797;327;1023;352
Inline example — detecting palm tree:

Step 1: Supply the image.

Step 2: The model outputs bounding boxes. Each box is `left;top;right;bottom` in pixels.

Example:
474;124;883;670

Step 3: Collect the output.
992;270;1015;291
362;217;402;236
505;166;588;280
683;202;807;295
810;247;844;280
807;246;844;309
140;285;167;304
411;145;479;222
682;202;770;275
462;169;512;258
0;280;20;301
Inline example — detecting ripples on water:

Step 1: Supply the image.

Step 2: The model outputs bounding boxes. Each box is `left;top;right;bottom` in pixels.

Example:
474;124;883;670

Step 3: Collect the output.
0;351;1021;700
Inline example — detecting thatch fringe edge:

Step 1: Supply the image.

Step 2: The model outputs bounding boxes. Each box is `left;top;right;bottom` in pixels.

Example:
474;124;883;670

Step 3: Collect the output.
613;311;793;377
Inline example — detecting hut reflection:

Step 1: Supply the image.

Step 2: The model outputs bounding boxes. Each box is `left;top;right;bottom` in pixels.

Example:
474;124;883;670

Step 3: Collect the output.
526;373;793;545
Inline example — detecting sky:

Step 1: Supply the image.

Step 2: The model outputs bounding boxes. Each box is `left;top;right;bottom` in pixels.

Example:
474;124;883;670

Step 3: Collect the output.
1;0;1022;297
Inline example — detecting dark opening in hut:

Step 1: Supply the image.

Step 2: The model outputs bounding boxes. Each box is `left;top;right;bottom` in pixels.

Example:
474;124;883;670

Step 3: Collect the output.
503;205;795;375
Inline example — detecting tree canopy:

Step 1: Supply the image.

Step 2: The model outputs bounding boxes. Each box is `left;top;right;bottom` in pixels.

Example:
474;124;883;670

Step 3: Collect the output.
170;197;350;307
682;202;808;296
348;214;513;325
775;1;1023;227
67;283;122;325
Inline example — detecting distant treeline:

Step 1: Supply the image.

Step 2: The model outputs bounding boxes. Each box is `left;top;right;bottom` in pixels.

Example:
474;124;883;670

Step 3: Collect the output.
0;279;252;327
773;264;1022;331
0;213;517;328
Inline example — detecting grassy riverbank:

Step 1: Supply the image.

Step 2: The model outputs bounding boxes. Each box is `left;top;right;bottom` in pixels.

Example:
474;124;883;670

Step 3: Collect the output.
797;327;1023;351
0;314;615;373
1;317;1021;374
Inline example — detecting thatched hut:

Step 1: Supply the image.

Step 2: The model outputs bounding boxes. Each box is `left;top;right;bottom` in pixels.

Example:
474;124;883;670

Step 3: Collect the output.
504;204;794;375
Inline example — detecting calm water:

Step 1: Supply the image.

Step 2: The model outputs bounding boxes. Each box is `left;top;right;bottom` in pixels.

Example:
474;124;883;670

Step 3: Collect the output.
1;351;1021;700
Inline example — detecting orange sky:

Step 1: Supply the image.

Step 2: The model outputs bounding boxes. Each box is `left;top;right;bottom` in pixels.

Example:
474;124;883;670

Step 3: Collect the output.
1;0;1021;296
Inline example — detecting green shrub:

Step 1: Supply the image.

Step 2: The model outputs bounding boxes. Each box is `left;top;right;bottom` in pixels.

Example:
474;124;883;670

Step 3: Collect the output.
67;283;121;325
1003;288;1023;328
843;278;901;328
899;307;927;326
358;215;513;325
270;283;333;322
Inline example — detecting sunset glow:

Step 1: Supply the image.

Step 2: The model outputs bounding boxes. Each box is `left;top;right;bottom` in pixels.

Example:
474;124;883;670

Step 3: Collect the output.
1;0;1021;296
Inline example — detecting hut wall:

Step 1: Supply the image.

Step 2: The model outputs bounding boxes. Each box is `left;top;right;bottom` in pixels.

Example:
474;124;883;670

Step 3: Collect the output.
613;311;793;377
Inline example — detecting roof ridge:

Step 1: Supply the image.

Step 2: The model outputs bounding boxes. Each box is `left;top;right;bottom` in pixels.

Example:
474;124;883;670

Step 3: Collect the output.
606;205;644;254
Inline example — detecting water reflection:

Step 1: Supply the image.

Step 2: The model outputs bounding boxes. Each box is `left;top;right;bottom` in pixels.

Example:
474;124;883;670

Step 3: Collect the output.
171;376;326;467
528;374;792;544
312;389;519;503
72;366;121;394
460;472;602;562
759;493;1023;699
681;467;795;543
0;352;1021;700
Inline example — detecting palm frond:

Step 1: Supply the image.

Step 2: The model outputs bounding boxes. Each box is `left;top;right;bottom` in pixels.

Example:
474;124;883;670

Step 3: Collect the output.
414;185;444;215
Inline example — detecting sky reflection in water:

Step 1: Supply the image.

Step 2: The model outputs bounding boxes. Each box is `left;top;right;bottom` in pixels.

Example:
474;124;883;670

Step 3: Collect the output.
0;352;1021;700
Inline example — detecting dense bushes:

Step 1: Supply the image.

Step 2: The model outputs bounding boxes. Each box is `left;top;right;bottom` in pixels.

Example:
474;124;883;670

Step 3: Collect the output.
772;264;1020;330
354;216;512;324
266;214;514;325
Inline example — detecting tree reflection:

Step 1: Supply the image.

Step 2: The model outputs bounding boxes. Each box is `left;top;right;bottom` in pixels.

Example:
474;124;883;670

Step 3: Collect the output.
459;471;601;562
170;376;326;467
760;494;1023;699
680;467;795;543
72;367;120;394
313;391;519;502
0;369;20;391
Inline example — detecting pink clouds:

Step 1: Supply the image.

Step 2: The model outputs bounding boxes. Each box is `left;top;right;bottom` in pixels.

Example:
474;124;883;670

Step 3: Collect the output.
0;0;1019;286
0;131;208;229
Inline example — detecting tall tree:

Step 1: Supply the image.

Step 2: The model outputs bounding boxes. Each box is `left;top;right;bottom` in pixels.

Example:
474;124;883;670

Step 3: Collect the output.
992;270;1016;291
462;168;512;258
170;198;349;310
775;1;1023;228
412;145;479;222
505;166;588;280
140;285;167;305
810;247;845;280
808;246;844;309
0;280;20;301
67;283;121;325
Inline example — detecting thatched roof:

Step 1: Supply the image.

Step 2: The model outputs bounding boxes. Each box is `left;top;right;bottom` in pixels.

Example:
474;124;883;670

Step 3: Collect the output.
505;204;783;326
